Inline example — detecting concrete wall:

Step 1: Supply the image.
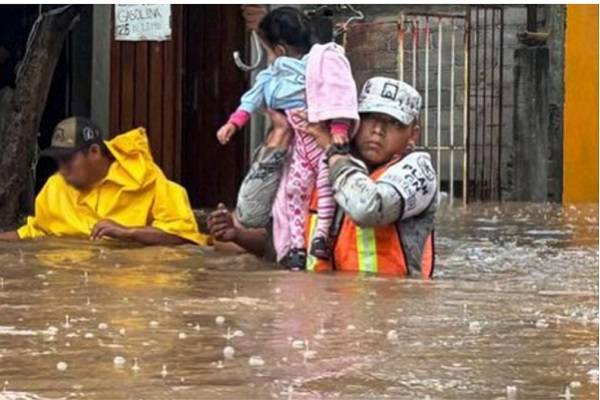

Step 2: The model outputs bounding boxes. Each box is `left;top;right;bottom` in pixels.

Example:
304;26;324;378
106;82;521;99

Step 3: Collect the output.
544;5;566;202
498;6;527;200
506;5;567;202
512;46;549;202
562;4;599;203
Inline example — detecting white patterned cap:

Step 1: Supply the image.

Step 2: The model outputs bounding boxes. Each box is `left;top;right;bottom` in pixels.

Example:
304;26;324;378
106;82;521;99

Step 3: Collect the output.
358;77;422;125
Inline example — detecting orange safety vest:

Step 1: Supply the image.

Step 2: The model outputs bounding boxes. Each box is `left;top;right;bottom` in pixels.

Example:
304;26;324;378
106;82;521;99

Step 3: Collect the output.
304;159;435;278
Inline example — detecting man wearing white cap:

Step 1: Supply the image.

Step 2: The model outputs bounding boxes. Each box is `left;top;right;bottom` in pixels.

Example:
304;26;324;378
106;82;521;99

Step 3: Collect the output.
208;77;437;278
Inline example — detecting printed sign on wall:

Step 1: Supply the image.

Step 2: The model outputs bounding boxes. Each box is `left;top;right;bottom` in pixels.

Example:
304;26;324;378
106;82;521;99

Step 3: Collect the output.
114;5;171;41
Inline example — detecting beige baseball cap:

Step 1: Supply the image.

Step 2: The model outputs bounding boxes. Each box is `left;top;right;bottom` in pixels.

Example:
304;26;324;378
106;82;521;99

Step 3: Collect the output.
40;117;102;159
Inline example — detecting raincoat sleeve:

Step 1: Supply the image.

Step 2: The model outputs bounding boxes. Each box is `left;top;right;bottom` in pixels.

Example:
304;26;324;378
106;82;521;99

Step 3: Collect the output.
329;152;437;227
16;176;58;239
150;174;208;245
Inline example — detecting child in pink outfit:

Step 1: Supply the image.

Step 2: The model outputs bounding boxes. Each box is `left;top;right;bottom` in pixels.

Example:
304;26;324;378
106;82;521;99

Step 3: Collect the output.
216;7;358;270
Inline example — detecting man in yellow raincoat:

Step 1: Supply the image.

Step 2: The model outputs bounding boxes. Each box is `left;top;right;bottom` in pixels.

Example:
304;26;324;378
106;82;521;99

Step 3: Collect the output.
0;117;207;245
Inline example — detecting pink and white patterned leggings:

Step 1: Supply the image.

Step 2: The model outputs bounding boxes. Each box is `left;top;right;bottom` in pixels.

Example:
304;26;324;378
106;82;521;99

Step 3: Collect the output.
280;108;335;250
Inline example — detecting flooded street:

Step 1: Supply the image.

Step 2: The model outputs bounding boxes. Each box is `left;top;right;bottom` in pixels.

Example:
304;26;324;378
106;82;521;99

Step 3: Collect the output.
0;203;597;400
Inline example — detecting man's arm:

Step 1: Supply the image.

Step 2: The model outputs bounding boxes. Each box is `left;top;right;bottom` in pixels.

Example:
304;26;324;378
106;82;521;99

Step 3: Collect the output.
306;121;402;226
90;220;190;245
0;231;19;240
328;156;404;226
328;153;437;226
208;204;267;257
234;109;291;228
305;123;437;227
126;227;190;245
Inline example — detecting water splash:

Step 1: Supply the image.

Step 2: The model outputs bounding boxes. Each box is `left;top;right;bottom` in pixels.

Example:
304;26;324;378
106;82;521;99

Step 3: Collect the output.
386;330;399;341
248;356;264;367
63;315;71;329
113;356;125;367
223;346;235;359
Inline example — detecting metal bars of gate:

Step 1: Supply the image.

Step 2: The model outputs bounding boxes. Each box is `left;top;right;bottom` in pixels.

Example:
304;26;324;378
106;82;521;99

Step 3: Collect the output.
397;12;469;205
468;6;504;202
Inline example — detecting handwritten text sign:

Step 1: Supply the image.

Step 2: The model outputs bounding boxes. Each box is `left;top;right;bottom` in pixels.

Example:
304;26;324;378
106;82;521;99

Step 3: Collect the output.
114;5;171;41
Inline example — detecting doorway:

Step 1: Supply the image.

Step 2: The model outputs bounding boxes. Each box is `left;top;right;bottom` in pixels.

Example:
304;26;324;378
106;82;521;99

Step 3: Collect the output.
182;5;248;208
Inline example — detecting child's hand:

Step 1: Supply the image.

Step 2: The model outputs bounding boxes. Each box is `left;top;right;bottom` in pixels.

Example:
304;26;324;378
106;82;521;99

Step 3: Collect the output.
306;122;332;150
217;123;237;145
332;134;349;146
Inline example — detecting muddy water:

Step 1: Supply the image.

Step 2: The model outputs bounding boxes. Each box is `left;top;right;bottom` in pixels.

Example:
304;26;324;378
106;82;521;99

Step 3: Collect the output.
0;203;597;400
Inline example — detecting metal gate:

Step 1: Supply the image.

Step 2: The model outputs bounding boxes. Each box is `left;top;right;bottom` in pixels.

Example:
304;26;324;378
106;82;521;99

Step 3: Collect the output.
398;12;469;205
397;7;504;204
467;6;504;202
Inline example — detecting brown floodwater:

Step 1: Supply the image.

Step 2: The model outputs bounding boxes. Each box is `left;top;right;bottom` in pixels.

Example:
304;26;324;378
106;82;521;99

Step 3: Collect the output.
0;203;598;400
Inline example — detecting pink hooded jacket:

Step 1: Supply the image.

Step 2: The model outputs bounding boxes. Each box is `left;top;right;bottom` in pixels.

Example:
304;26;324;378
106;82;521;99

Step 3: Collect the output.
306;42;359;126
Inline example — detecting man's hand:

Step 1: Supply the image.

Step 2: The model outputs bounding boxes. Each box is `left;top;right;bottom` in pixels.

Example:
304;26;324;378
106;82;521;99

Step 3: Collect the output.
241;5;267;31
90;219;130;241
207;204;237;242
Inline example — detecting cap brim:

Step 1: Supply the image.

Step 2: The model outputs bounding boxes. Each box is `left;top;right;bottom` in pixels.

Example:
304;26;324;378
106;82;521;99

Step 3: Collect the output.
40;146;77;159
358;103;414;126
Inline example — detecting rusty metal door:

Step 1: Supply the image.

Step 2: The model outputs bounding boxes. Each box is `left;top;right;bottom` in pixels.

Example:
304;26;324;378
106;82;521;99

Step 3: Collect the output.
467;6;504;202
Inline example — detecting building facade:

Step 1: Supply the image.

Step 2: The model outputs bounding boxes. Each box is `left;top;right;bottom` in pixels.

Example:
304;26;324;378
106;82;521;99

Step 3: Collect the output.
0;4;597;207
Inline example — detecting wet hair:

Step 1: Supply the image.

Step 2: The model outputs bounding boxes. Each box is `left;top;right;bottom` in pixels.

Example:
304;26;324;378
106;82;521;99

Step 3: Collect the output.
258;7;312;55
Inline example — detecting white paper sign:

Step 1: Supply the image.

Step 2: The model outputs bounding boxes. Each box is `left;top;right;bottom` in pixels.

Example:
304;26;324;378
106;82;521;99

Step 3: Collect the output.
114;4;171;41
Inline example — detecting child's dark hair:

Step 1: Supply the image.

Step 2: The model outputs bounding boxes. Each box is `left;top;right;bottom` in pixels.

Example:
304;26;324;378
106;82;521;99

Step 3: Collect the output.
258;7;312;55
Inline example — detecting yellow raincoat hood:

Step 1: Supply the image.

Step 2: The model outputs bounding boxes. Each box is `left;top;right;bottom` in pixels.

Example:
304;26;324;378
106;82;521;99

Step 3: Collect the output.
104;127;158;191
18;128;207;245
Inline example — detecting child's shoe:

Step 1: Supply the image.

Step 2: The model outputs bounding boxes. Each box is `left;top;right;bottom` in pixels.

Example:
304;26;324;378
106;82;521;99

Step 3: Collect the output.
309;236;331;260
281;248;307;271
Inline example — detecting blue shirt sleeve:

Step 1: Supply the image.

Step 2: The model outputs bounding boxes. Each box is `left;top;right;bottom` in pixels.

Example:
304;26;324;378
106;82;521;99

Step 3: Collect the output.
238;68;272;114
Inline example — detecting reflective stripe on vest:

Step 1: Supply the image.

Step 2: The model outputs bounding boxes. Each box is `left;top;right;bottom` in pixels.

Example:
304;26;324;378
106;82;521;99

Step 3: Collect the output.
305;210;319;271
356;225;378;273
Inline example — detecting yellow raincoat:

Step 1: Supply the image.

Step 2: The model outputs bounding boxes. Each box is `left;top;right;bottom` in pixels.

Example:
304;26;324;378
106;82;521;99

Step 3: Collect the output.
17;128;207;245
